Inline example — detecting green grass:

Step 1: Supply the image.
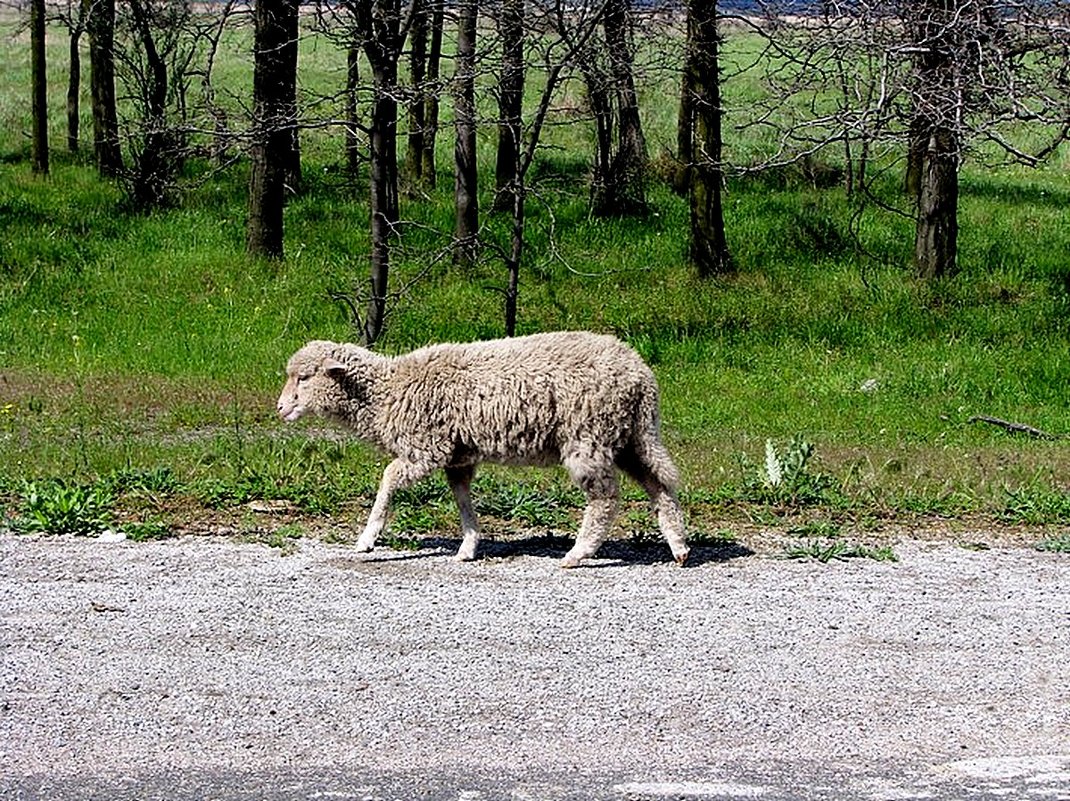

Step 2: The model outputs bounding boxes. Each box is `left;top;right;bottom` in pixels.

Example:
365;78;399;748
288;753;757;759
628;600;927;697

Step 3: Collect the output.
1;17;1069;551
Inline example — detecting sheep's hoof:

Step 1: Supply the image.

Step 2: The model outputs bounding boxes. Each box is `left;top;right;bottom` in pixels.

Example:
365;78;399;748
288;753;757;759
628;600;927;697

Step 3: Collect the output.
559;555;581;569
674;549;690;567
354;541;374;554
453;551;477;562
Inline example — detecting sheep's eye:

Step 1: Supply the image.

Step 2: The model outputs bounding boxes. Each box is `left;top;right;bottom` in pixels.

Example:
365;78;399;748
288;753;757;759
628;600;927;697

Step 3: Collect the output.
297;373;311;382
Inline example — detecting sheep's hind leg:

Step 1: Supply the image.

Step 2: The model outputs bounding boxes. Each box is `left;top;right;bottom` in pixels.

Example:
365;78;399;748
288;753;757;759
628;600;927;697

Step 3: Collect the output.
356;458;435;553
616;447;689;566
651;487;689;566
561;454;619;568
446;465;480;561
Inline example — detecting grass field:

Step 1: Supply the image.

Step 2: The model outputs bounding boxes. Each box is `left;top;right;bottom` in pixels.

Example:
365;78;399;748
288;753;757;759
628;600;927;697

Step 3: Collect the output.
2;15;1070;558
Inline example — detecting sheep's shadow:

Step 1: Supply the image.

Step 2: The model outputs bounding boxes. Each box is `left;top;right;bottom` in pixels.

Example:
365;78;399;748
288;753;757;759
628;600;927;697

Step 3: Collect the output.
364;534;753;568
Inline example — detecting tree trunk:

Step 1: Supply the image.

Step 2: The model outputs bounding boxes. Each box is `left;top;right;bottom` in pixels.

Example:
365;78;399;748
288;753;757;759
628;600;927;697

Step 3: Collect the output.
453;0;479;267
345;43;362;177
910;0;960;278
247;0;301;259
504;184;524;337
67;3;87;154
31;0;49;175
365;56;400;344
674;42;695;197
604;0;646;214
128;0;173;208
404;0;427;194
87;0;122;176
421;0;444;187
280;0;301;195
904;105;927;198
582;50;615;215
914;128;958;278
493;0;524;213
688;0;733;277
347;0;406;344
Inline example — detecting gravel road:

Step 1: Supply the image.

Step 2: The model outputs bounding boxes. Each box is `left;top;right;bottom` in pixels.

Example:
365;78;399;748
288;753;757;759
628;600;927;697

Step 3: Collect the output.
2;532;1069;800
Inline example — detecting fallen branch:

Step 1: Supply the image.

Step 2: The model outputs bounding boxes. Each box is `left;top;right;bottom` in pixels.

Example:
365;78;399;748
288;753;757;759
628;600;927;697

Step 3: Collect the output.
967;415;1060;440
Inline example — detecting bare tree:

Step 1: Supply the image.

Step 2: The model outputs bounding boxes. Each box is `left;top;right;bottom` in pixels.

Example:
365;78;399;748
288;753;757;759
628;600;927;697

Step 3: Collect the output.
577;0;650;216
101;0;244;208
421;0;445;185
673;26;695;195
87;0;123;176
247;0;300;258
353;0;411;344
403;0;428;193
31;0;48;175
59;0;89;154
753;0;1070;278
493;0;525;212
600;0;648;214
908;0;961;278
491;0;608;334
123;0;176;207
453;0;480;266
687;0;733;276
345;42;363;177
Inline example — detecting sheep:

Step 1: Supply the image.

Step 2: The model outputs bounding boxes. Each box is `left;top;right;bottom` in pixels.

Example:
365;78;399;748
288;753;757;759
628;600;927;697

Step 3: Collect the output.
276;331;690;567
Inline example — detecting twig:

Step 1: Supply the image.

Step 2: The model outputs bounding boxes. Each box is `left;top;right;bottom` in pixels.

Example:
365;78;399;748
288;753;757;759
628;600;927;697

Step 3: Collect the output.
968;415;1060;440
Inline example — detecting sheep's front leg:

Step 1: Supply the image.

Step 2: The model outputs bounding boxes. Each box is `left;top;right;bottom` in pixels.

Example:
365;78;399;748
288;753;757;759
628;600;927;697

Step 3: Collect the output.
446;465;480;561
356;459;435;553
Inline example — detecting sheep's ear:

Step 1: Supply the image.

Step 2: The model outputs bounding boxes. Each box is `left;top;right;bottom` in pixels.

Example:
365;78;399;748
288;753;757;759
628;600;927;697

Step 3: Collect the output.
323;357;348;379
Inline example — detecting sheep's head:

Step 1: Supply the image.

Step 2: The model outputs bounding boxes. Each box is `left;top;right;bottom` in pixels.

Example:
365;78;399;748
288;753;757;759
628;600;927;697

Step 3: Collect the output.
277;340;350;423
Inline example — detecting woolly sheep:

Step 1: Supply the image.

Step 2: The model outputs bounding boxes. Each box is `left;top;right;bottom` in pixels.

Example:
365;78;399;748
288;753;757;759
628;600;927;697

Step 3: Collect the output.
276;331;690;567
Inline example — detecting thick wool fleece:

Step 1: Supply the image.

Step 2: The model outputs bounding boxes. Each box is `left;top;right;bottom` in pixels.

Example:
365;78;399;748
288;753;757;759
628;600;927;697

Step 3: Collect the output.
278;332;689;567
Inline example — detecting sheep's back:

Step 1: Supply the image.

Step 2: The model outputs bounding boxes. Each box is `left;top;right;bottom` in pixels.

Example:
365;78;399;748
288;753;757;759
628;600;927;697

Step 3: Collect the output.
378;332;656;466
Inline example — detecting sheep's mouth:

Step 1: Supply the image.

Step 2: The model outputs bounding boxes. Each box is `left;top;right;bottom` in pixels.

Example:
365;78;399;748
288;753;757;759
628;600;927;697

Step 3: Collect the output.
280;406;305;422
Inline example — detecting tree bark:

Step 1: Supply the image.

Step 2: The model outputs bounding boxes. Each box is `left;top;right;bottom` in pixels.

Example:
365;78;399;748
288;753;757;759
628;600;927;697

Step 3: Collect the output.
67;1;87;154
504;185;523;337
127;0;173;208
674;40;695;197
404;0;428;193
904;112;927;198
453;0;479;267
603;0;646;214
493;0;524;213
421;0;444;187
247;0;301;259
87;0;123;176
688;0;733;277
914;128;958;278
365;58;400;344
345;43;361;177
280;0;301;195
910;0;960;278
358;0;404;345
581;49;615;214
31;0;49;175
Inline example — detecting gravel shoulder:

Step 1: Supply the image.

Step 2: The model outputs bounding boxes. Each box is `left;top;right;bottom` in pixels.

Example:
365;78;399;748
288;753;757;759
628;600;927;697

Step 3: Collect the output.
2;533;1069;800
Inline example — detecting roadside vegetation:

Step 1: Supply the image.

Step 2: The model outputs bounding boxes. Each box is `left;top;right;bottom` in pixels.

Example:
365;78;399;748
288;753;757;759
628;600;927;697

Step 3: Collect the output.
2;13;1070;561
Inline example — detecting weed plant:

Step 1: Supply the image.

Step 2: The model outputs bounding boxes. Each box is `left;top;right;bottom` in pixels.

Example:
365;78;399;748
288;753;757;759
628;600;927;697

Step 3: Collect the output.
783;538;899;563
13;479;114;537
1036;533;1070;553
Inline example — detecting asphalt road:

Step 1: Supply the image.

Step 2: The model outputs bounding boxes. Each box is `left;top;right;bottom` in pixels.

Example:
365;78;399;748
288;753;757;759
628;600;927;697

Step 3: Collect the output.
2;533;1069;800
